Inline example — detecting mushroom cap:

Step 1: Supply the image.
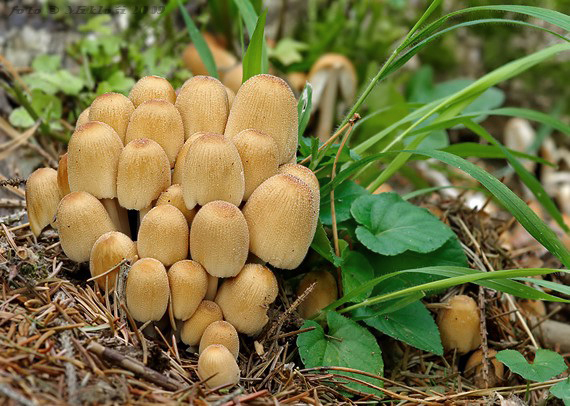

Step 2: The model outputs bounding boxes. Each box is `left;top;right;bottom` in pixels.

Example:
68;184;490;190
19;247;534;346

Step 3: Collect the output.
182;133;244;209
180;300;223;346
172;133;203;185
189;201;249;278
437;295;481;354
67;121;123;199
57;153;70;197
199;321;239;359
117;138;171;210
156;184;197;225
56;191;116;262
125;258;170;323
308;53;357;105
225;86;235;108
278;163;320;198
198;344;240;388
168;260;208;321
233;129;279;200
89;92;135;144
183;41;237;77
297;270;338;319
221;63;243;94
175;76;229;140
125;99;184;167
89;231;137;291
465;349;504;388
224;74;298;164
128;75;176;108
215;263;278;336
137;205;189;266
205;274;218;301
242;174;318;269
26;168;61;237
287;72;307;93
76;107;90;128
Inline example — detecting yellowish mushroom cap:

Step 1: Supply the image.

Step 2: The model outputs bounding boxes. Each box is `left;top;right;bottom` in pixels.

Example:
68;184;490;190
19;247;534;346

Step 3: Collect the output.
76;107;90;128
198;344;240;388
89;231;138;291
172;133;203;185
57;153;70;197
221;63;243;94
89;92;135;144
180;300;223;346
297;270;338;319
128;75;176;108
278;163;320;222
199;321;239;359
225;86;235;108
465;349;504;388
183;40;237;77
168;260;208;321
125;258;170;323
437;295;481;354
26;168;61;237
156;184;197;225
205;274;218;301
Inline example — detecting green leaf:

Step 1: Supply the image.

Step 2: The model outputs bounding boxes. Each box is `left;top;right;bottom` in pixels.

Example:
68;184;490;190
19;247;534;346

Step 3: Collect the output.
351;193;454;256
297;83;312;138
31;55;61;73
9;107;35;128
441;143;554;166
270;38;308;66
551;378;570;405
342;250;374;302
51;70;84;95
355;300;443;355
297;312;383;396
310;221;342;267
233;0;268;73
496;349;567;382
320;181;368;225
96;71;135;95
242;9;267;82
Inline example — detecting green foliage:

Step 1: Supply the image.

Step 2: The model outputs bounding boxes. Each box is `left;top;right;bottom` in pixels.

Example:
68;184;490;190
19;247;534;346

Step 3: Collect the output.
242;9;268;82
551;379;570;405
496;349;567;382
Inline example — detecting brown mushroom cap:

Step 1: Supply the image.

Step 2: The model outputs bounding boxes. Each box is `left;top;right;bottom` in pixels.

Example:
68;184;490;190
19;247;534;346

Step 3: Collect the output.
89;92;135;144
287;72;307;94
225;86;235;108
76;107;90;128
221;63;243;94
125;258;170;323
182;133;244;209
242;174;318;269
175;76;229;140
89;231;137;290
128;75;176;108
137;205;189;266
437;295;482;354
180;300;223;346
156;184;197;225
233;129;279;200
117;138;171;210
125;99;184;167
57;153;70;197
224;74;298;164
199;321;239;359
297;270;338;319
205;274;218;301
189;201;249;278
168;260;208;321
183;40;237;77
56;191;116;262
67;121;123;199
215;263;278;335
172;133;203;185
465;349;504;388
198;344;240;388
278;163;320;220
26;168;61;237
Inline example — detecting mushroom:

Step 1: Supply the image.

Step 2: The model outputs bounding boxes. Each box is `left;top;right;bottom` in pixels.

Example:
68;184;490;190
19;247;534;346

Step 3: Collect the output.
125;258;170;323
215;263;278;336
224;74;298;164
168;260;208;321
437;295;481;354
308;53;357;141
56;191;116;262
233;129;279;200
278;163;320;215
76;107;90;128
172;133;203;185
287;72;307;94
89;92;135;144
181;133;244;210
199;321;239;359
198;344;240;389
56;153;70;197
155;184;197;225
128;75;176;108
189;201;249;278
116;138;171;219
125;99;184;167
225;86;235;108
89;231;137;291
205;274;218;301
221;63;243;94
180;300;223;346
137;205;189;266
242;174;318;269
297;270;338;319
175;76;229;140
465;349;504;388
26;168;61;236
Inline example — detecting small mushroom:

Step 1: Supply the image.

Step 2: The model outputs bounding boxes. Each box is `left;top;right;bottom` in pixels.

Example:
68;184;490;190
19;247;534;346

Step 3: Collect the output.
189;200;249;278
205;274;218;301
465;349;504;388
76;107;90;128
168;260;208;321
125;99;184;167
242;174;318;269
137;205;189;266
128;75;176;108
224;74;298;164
278;163;320;216
199;321;239;359
308;53;357;141
180;300;223;346
215;263;278;336
221;63;243;94
26;168;61;236
198;344;240;388
287;72;307;94
297;270;338;319
89;231;138;291
175;76;229;140
56;153;70;197
125;258;170;323
89;92;135;144
233;129;279;200
437;295;481;354
225;86;236;108
155;184;197;225
56;192;116;262
181;133;244;210
172;133;203;185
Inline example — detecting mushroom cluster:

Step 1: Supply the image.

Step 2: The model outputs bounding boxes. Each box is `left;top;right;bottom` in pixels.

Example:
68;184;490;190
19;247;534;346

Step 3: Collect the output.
25;73;320;388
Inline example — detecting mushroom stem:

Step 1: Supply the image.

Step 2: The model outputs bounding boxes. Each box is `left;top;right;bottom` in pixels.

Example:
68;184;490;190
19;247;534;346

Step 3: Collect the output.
316;69;339;142
101;198;131;238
